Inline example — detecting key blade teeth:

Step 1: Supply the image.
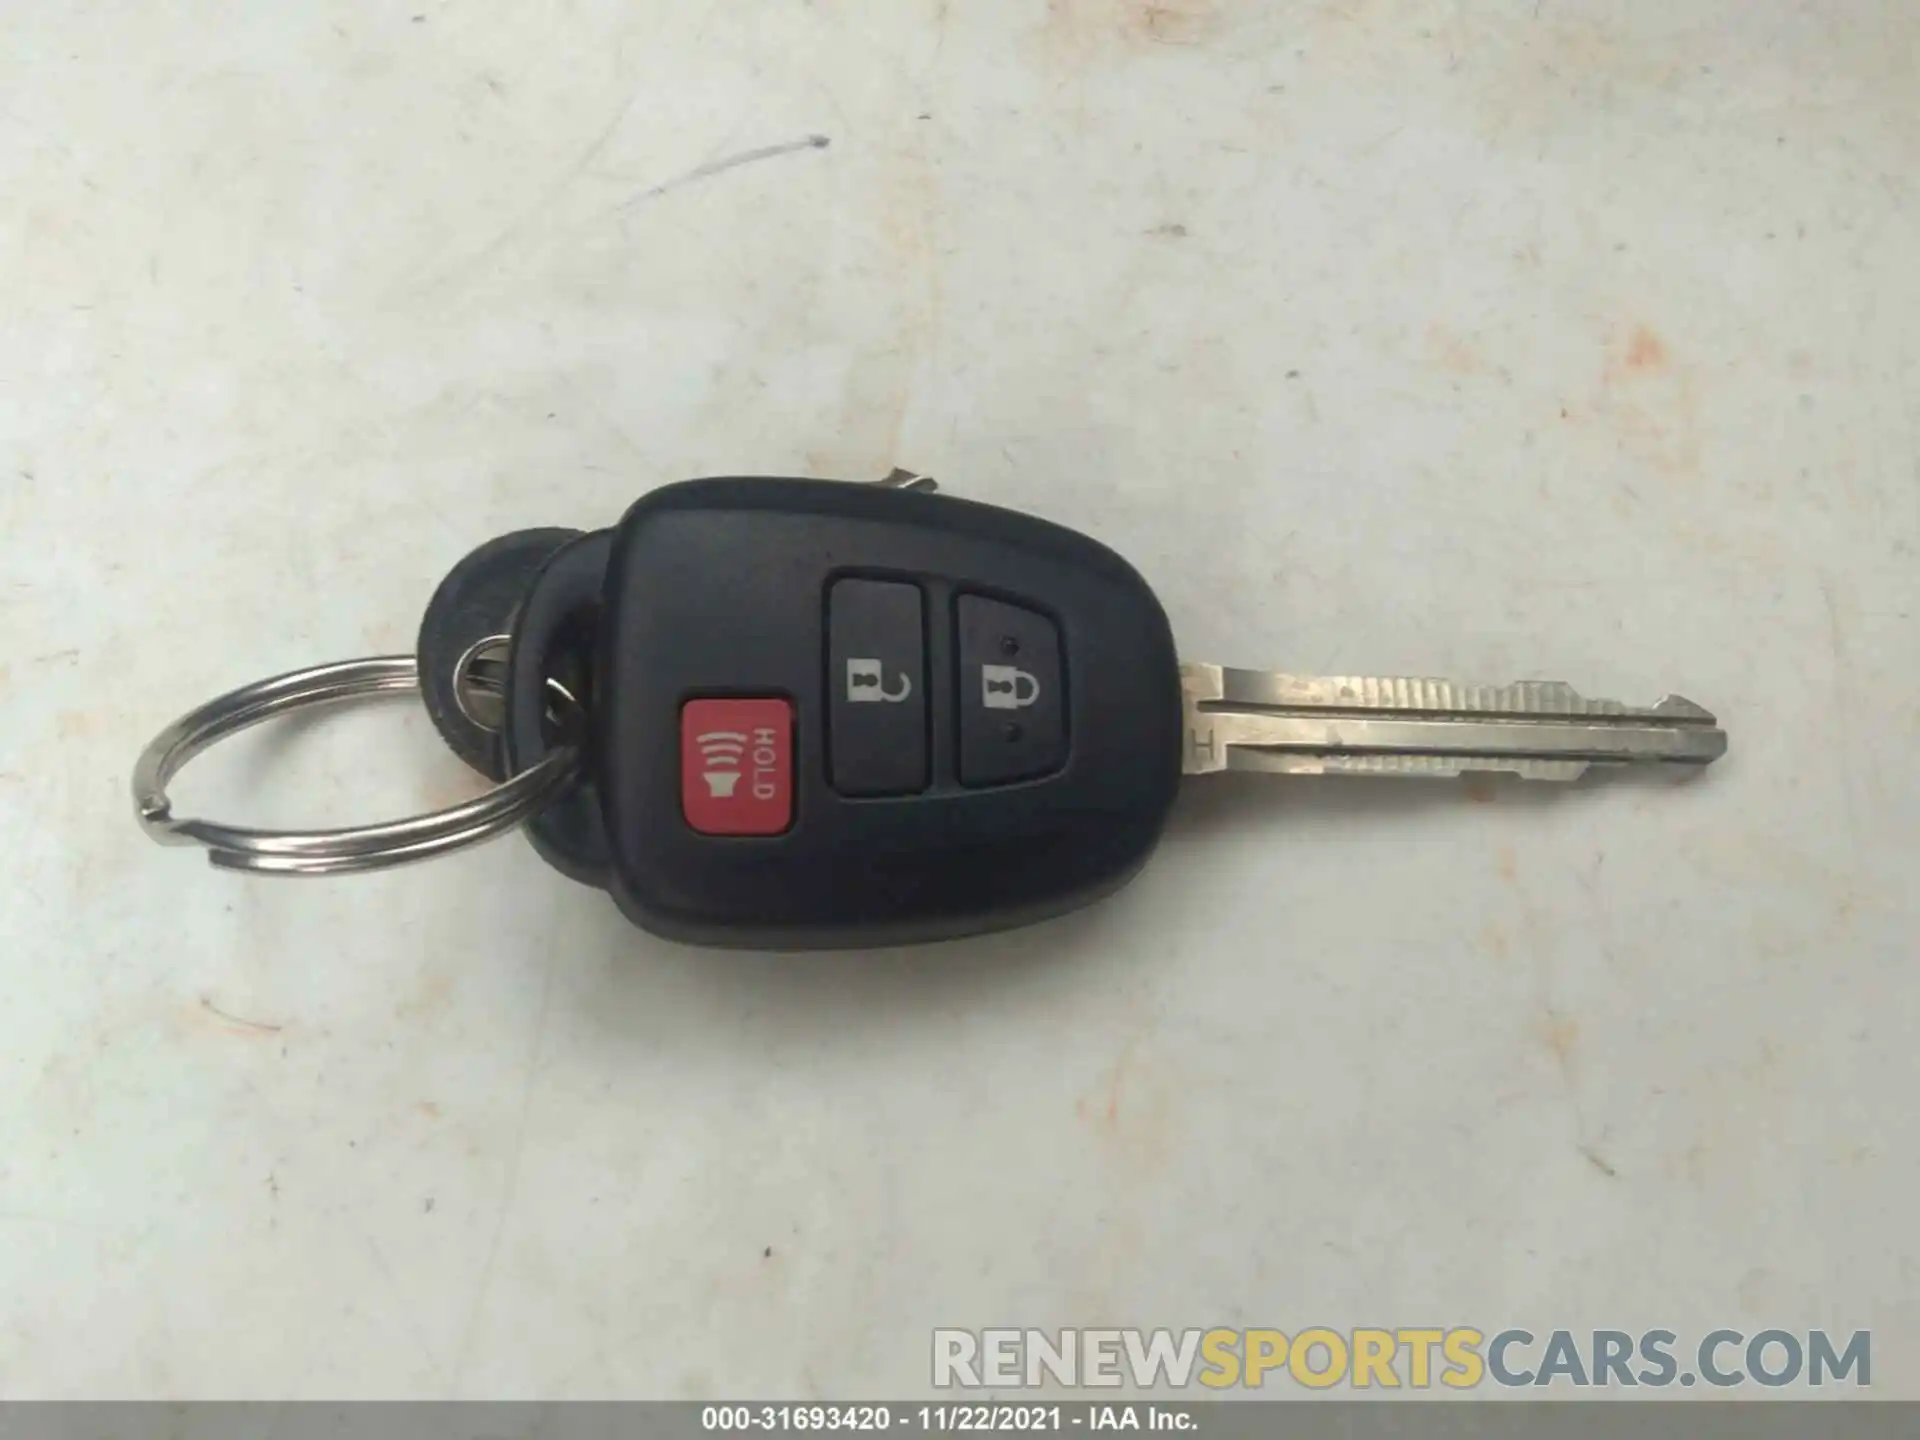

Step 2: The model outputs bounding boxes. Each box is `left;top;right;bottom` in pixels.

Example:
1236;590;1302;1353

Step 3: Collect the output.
1223;749;1592;782
1189;665;1724;722
1180;661;1728;779
1652;694;1718;723
1499;680;1591;713
1505;758;1592;782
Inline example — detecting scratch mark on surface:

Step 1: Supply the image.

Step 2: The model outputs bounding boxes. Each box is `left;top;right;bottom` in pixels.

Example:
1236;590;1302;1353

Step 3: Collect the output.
0;1208;118;1234
806;137;942;477
1579;1145;1618;1179
624;135;830;209
409;84;650;291
200;997;283;1034
1819;577;1861;842
359;1225;449;1375
448;934;562;1391
1101;1035;1140;1124
1481;921;1510;963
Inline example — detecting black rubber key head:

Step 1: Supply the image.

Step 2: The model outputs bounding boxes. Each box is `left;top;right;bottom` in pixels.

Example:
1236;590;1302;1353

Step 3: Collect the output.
503;478;1182;949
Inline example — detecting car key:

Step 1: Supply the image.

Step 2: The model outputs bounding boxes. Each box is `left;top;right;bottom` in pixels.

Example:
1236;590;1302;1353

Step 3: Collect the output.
478;475;1725;949
133;472;1726;940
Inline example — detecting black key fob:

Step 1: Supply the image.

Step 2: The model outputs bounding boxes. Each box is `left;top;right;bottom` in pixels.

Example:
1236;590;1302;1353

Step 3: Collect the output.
502;477;1182;949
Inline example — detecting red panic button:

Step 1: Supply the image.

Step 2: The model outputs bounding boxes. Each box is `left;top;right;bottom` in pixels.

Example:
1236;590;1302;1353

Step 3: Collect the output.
681;698;794;835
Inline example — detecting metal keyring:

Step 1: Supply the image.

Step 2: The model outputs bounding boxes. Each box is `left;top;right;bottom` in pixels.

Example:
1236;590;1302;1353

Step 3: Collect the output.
132;655;581;876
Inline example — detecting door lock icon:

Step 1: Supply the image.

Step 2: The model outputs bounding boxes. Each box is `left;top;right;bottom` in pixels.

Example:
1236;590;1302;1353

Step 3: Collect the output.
981;665;1041;709
847;658;913;703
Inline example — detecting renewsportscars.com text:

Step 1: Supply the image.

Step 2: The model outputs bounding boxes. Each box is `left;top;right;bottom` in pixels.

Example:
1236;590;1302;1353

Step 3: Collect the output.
932;1327;1871;1390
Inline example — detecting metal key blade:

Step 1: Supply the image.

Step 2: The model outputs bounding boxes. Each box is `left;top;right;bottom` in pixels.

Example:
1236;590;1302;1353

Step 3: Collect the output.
1180;663;1727;780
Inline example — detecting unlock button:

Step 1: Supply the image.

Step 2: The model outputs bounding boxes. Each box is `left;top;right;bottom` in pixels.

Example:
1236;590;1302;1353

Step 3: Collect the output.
828;578;928;797
958;595;1066;786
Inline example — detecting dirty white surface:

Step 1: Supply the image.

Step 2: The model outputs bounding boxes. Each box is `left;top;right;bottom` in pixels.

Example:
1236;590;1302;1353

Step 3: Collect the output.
2;0;1916;1401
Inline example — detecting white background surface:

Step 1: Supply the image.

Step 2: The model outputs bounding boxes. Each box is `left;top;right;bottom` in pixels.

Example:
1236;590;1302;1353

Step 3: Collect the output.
2;0;1916;1401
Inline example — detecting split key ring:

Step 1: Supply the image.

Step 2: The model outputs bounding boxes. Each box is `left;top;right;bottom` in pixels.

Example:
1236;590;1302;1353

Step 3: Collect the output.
131;655;581;877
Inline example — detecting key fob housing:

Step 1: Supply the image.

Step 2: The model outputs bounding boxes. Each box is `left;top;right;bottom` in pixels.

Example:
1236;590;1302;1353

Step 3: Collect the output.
505;477;1181;949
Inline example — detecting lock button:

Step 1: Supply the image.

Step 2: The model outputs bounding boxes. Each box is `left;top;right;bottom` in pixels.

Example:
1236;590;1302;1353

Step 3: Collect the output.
956;594;1066;787
827;577;929;797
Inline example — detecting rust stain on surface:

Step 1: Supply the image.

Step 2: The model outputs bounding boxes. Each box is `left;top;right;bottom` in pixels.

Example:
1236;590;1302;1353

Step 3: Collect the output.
1428;323;1489;377
1094;1035;1139;1126
1537;1012;1579;1067
397;971;455;1022
1623;325;1668;372
1461;773;1500;804
1137;2;1218;44
1037;0;1228;57
1495;845;1518;881
1595;321;1701;479
1736;1267;1774;1314
1670;1141;1710;1186
1076;1034;1179;1176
